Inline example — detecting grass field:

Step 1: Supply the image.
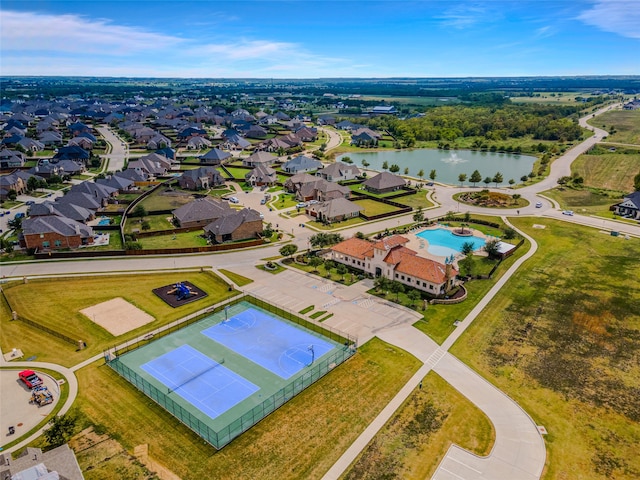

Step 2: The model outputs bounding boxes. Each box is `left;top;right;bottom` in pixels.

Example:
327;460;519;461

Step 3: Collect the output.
138;189;195;211
217;269;254;287
344;371;494;479
543;187;624;218
352;198;403;216
72;337;421;479
587;109;640;145
571;150;640;192
138;230;209;248
451;217;640;480
0;272;236;367
124;214;173;233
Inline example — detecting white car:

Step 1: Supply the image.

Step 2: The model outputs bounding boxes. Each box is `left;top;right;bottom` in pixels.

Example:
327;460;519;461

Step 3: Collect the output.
229;197;239;204
535;202;543;208
296;202;307;208
562;210;574;216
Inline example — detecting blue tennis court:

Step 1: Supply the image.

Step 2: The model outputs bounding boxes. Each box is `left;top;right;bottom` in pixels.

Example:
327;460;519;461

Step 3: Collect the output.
141;344;259;420
201;307;334;379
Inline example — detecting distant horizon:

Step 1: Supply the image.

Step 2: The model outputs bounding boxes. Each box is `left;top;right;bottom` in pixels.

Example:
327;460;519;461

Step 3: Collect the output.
2;1;639;78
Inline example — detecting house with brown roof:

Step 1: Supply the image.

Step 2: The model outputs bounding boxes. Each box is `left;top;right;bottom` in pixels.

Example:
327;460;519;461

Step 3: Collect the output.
172;197;233;229
363;171;406;194
245;164;277;186
329;234;458;295
178;166;224;191
204;208;263;243
243;151;278;167
20;215;95;250
297;178;351;202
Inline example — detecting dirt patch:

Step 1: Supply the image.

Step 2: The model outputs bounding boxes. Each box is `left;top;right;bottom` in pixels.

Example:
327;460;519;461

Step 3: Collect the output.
81;298;155;336
152;281;208;308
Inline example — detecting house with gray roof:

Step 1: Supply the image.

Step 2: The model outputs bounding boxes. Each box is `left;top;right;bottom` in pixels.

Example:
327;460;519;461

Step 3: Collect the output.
96;174;135;192
0;149;25;169
204;208;263;243
172;197;233;229
245;164;277;186
284;172;317;193
363;171;406;194
615;191;640;220
199;148;232;165
317;162;361;182
20;215;95;250
178;166;225;191
57;191;103;211
282;155;322;174
38;130;64;146
30;200;95;223
186;136;211;150
147;133;173;150
306;197;363;223
0;172;26;199
17;137;45;152
127;153;171;178
242;151;278;167
0;445;84;480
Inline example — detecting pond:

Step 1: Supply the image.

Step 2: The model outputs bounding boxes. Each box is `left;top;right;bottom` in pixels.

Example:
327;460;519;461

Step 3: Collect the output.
338;149;537;186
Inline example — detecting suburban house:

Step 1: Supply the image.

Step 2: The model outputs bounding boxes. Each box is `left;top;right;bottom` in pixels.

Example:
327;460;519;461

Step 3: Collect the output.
96;174;136;192
296;178;351;202
172;197;233;228
127;153;172;178
147;134;173;150
363;171;406;193
615;191;640;219
178;166;225;190
284;172;318;193
317;162;361;182
242;151;278;167
282;155;322;174
371;105;398;115
67;136;94;150
245;164;277;186
204;208;263;243
306;197;363;223
29;201;95;223
199;148;232;165
38;131;64;146
221;134;251;151
0;149;25;169
53;145;90;162
186;136;211;150
329;235;458;295
0;445;84;480
20;215;95;250
351;128;381;147
0;172;26;199
17;137;45;152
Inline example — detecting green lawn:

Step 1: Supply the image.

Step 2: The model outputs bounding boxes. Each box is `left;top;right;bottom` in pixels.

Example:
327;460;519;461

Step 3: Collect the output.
217;269;254;287
138;230;209;249
138;189;195;211
72;338;421;479
344;371;494;479
352;198;403;216
587;109;640;145
223;167;251;179
0;272;236;367
270;193;298;210
307;216;365;230
451;217;640;480
124;214;173;234
571;149;640;193
543;187;623;218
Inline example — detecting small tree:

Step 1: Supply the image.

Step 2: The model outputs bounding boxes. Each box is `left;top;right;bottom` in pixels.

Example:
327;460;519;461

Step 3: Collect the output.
336;263;348;281
470;170;482;186
27;176;40;192
512;194;521;204
459;255;475;277
404;167;409;175
503;227;517;239
308;256;323;273
342;156;353;164
389;164;400;173
484;238;501;259
407;289;421;307
389;280;405;302
417;169;424;181
132;204;147;218
374;276;390;293
458;173;467;187
413;207;424;223
279;244;298;259
124;241;143;250
429;169;437;182
382;160;389;171
520;175;529;182
461;241;475;256
44;413;77;448
361;159;370;168
493;172;503;187
508;178;515;187
483;176;492;187
141;220;151;231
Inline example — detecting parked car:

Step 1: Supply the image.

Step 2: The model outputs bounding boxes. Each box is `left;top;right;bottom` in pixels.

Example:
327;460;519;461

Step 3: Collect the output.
229;197;239;204
535;202;542;208
296;202;307;208
562;210;574;216
308;200;319;205
260;198;266;205
25;200;35;206
15;212;25;219
19;370;43;389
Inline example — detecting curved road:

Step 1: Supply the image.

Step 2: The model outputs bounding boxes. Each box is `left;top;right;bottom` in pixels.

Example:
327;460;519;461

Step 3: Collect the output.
2;103;638;478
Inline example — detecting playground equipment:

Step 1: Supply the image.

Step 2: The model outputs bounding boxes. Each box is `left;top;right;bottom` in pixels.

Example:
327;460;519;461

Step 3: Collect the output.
167;282;199;301
31;386;53;406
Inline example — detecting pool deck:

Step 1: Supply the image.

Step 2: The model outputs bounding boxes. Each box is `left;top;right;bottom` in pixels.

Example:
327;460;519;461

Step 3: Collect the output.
407;224;489;263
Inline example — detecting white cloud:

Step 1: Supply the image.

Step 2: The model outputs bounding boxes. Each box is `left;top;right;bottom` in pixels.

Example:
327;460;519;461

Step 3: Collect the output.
577;0;640;39
0;10;182;55
436;3;495;29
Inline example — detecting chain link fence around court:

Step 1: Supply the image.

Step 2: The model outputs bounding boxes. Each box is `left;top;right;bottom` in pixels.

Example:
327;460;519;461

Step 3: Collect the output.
105;294;357;449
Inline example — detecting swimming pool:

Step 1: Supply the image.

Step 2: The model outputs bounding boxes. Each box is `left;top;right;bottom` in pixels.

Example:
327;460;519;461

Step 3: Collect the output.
97;218;110;226
416;227;486;257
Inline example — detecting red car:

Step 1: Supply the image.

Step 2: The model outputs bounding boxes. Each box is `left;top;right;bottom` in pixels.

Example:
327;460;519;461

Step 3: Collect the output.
19;370;43;389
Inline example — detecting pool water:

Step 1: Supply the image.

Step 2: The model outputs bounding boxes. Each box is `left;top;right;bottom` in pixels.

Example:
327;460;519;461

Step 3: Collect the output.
416;227;486;257
97;218;110;226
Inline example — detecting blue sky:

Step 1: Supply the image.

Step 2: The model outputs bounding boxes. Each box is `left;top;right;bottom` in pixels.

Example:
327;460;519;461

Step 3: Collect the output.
1;1;638;78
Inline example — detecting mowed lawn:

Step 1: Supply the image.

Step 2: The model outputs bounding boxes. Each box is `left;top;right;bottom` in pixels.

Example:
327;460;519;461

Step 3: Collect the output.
0;272;236;367
588;109;640;145
352;198;403;216
73;338;421;480
572;151;640;192
451;218;640;480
